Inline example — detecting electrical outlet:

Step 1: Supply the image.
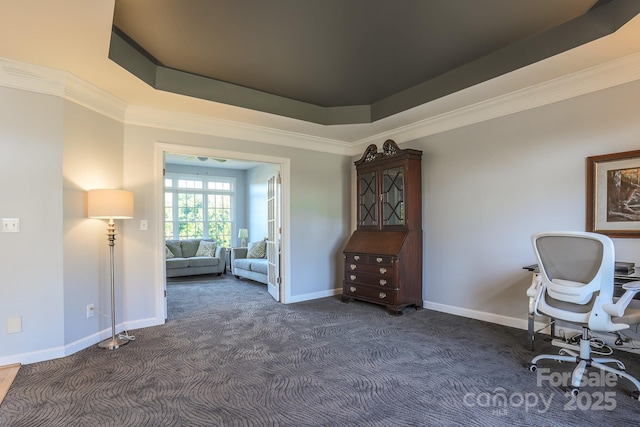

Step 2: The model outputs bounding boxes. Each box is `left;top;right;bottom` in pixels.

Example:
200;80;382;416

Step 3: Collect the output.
86;304;95;318
1;218;20;233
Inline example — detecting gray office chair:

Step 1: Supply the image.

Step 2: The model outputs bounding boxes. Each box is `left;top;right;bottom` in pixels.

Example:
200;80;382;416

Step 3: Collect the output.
527;231;640;399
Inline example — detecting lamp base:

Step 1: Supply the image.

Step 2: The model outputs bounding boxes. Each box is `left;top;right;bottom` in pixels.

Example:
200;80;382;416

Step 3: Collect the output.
98;335;129;350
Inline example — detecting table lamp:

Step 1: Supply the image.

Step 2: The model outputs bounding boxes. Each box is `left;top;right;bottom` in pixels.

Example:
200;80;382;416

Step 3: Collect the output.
238;228;248;247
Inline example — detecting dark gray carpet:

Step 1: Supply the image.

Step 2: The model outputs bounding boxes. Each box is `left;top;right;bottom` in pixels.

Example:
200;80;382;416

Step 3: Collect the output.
2;275;640;426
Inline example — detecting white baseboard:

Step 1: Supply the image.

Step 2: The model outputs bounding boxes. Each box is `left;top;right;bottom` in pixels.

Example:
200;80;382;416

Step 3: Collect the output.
286;288;342;304
0;346;65;366
423;300;529;331
124;316;165;332
422;301;565;337
1;316;166;366
64;317;163;357
423;301;640;355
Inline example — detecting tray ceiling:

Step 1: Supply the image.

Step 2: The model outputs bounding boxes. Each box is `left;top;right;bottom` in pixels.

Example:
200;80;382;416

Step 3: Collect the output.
111;0;638;124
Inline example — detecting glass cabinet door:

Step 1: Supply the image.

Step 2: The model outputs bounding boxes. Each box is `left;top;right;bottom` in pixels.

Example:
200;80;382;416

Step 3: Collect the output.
382;166;404;227
358;171;378;227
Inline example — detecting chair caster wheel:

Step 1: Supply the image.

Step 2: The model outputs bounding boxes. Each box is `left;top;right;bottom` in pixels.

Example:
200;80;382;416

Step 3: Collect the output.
569;388;580;397
630;390;640;401
528;364;537;372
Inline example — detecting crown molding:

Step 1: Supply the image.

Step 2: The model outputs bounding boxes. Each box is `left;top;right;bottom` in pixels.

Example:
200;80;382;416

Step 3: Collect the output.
352;51;640;153
127;51;640;156
64;74;128;122
0;57;67;97
3;51;640;157
0;57;127;122
125;105;353;156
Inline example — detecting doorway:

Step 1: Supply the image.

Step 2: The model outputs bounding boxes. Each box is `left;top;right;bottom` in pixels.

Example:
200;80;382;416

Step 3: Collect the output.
156;143;291;320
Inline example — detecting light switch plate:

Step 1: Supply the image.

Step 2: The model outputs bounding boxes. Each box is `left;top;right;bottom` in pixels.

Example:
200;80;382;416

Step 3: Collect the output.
1;218;20;232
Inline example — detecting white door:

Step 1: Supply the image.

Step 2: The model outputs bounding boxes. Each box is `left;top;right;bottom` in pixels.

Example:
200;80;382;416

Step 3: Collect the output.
267;173;281;301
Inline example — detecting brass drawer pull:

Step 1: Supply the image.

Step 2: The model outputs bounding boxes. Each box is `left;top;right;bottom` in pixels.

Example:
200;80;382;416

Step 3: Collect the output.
379;279;387;286
354;255;360;261
379;268;387;274
379;292;387;299
350;286;357;293
350;275;356;281
350;264;357;270
376;257;383;263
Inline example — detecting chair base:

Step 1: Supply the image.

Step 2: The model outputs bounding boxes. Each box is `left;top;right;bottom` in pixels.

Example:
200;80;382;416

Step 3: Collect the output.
528;327;640;399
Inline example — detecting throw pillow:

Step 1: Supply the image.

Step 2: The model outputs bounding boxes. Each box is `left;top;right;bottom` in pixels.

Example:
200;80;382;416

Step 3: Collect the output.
247;239;267;259
165;240;182;257
195;240;217;257
165;246;175;259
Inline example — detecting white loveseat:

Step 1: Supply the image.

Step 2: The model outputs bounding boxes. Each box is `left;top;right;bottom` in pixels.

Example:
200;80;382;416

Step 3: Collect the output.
231;241;268;284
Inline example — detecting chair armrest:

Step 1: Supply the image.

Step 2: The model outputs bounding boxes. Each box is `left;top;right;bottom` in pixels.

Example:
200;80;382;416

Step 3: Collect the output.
214;246;226;259
527;273;544;315
526;273;542;298
231;247;248;264
603;280;640;317
622;281;640;291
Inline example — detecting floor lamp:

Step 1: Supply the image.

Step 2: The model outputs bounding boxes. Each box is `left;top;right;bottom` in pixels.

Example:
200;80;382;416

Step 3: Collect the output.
87;189;134;350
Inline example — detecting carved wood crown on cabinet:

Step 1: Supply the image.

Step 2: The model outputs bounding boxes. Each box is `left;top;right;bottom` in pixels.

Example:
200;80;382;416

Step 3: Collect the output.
342;139;423;315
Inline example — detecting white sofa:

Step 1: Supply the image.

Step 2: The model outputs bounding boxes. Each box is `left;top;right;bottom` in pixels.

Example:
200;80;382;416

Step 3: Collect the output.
231;246;268;284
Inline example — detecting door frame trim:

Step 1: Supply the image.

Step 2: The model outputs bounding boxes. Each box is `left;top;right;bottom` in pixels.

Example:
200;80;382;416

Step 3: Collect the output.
155;143;292;321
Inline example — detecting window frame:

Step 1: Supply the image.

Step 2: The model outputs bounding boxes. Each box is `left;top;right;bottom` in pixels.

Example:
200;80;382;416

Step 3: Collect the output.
164;173;236;246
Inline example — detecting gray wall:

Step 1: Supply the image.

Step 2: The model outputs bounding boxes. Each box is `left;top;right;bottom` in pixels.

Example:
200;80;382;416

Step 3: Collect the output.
0;88;126;363
405;78;640;327
247;163;280;243
0;87;65;359
63;100;126;346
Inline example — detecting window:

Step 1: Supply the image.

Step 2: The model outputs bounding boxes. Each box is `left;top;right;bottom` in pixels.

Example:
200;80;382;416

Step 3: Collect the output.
164;174;234;247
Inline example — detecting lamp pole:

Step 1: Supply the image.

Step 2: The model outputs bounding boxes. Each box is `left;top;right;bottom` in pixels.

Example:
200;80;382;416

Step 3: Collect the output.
98;218;129;350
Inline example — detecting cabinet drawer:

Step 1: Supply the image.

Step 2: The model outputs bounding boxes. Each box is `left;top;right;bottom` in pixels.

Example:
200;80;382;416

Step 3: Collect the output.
345;253;395;266
345;262;395;276
367;255;394;266
344;271;394;288
345;253;366;263
344;283;397;304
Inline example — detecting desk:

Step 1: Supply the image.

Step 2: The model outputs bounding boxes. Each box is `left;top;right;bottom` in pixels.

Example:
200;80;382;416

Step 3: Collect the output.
523;264;640;351
615;267;640;292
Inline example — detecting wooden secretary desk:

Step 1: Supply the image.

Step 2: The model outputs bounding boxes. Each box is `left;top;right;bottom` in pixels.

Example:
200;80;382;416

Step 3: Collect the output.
342;139;423;315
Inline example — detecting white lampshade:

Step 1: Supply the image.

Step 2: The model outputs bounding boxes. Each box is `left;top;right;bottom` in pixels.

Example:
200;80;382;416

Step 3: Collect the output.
238;228;248;239
87;189;134;219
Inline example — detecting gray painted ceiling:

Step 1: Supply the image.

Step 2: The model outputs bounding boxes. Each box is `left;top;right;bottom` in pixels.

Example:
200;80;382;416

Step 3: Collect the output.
110;0;639;124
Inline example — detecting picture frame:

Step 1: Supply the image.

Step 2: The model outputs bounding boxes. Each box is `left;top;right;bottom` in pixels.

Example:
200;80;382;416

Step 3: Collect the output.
587;149;640;238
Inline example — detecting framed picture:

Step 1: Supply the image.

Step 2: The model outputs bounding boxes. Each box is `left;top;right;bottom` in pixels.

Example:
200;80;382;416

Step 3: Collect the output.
587;149;640;238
